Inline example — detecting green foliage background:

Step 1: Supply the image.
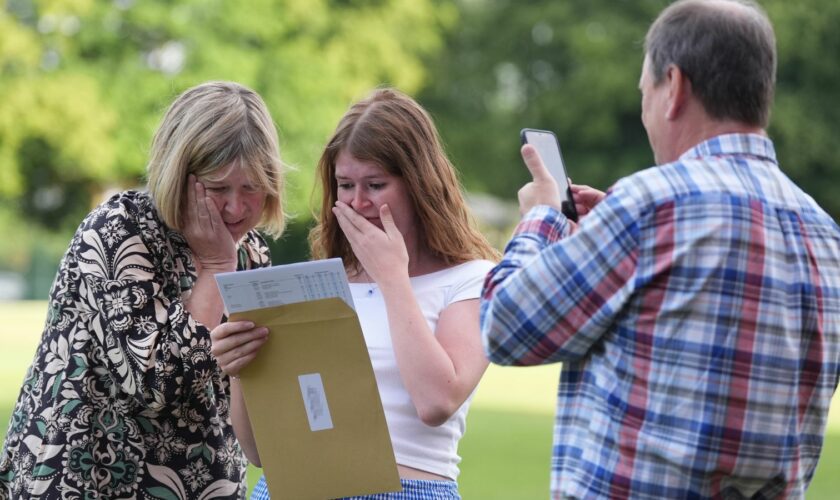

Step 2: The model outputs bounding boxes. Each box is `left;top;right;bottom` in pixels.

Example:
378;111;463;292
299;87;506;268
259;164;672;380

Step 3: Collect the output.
419;0;840;211
1;0;839;297
0;0;456;292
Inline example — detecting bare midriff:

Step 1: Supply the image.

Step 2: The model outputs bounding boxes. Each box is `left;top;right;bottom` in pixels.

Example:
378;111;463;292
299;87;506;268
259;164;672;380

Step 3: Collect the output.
397;464;450;481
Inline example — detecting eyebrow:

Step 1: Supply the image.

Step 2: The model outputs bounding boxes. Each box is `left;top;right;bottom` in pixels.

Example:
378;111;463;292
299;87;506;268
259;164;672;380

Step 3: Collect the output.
334;174;386;180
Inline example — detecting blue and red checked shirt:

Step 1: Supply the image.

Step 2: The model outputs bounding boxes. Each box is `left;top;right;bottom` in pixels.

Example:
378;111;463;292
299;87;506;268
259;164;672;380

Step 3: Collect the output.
480;134;840;499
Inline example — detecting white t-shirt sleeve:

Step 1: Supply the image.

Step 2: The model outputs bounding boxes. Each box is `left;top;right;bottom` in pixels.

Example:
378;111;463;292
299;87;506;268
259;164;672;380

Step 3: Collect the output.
448;259;496;303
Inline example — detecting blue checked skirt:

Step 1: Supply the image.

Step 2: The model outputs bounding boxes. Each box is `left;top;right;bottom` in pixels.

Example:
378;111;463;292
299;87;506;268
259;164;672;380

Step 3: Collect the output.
250;474;461;500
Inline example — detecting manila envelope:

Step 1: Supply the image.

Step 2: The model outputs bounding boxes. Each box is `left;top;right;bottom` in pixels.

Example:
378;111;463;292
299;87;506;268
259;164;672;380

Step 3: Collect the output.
230;297;401;500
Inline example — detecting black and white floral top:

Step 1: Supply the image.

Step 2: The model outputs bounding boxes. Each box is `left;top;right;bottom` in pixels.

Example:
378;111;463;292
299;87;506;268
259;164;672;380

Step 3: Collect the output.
0;190;270;499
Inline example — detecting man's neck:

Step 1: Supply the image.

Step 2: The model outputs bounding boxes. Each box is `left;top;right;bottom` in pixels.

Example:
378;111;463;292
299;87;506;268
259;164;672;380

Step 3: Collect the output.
664;115;765;164
694;120;765;143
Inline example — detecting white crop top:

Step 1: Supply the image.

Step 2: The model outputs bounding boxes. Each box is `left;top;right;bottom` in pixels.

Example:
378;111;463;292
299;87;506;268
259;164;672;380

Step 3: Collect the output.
349;259;495;480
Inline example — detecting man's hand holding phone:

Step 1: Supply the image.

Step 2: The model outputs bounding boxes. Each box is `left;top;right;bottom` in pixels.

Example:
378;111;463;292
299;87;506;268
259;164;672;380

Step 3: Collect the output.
518;128;606;227
570;183;606;219
518;144;565;216
520;129;579;221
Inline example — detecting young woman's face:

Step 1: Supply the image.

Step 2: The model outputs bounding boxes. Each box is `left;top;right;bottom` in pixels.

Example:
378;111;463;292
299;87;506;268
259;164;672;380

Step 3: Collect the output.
199;161;266;242
334;150;417;241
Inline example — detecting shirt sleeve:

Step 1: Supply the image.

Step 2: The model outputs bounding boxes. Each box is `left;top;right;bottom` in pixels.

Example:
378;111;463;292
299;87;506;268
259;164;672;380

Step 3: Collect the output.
447;260;497;303
480;194;641;366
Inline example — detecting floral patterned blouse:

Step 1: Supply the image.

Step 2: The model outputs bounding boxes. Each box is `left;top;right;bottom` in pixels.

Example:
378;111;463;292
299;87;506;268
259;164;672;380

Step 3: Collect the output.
0;190;271;499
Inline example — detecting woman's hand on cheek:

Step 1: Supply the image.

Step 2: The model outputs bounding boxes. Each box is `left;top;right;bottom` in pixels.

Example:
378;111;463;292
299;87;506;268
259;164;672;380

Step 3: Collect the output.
183;175;237;272
332;201;409;284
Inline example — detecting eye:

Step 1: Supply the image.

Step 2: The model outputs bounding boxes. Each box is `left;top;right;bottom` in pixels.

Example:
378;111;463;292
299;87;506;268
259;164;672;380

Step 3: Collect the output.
369;183;385;190
337;182;353;190
206;186;227;193
243;184;261;193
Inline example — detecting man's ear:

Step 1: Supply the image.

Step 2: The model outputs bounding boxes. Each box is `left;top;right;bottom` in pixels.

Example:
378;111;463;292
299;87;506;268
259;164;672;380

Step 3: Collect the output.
665;64;690;120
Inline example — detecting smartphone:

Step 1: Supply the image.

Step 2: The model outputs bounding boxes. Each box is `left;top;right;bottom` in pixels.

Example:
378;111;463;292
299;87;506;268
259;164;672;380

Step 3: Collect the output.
520;128;579;221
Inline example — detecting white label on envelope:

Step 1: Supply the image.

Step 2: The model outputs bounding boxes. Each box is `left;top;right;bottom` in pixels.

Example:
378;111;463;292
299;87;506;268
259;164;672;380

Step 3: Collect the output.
298;373;334;432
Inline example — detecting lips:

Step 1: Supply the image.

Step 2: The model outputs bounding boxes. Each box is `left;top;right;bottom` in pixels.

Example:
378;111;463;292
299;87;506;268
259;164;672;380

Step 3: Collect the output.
224;218;250;233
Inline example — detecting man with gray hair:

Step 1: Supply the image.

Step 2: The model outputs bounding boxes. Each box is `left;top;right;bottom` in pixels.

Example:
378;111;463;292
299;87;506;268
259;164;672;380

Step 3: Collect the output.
481;1;840;498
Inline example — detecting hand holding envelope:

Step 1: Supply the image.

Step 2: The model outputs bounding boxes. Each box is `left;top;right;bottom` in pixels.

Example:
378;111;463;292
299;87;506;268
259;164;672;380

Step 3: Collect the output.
215;259;401;500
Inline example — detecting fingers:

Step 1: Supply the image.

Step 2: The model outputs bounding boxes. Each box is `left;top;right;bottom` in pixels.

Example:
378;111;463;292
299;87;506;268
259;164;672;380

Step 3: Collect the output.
195;183;215;235
332;201;363;233
202;189;225;235
333;201;409;285
186;176;212;231
210;321;269;376
194;180;206;209
521;144;554;183
210;320;255;339
518;145;564;214
186;174;198;215
185;175;224;232
332;203;364;254
214;335;267;375
195;181;225;235
333;200;392;244
223;351;262;376
570;183;605;200
379;204;401;240
569;183;606;217
188;177;233;243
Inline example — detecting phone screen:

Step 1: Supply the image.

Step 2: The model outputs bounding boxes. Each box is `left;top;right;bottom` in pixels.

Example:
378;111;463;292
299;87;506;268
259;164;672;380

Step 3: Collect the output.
520;128;578;221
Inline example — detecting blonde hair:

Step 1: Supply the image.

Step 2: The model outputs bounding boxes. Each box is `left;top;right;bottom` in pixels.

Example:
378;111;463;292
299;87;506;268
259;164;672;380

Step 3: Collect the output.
309;88;499;271
146;81;286;237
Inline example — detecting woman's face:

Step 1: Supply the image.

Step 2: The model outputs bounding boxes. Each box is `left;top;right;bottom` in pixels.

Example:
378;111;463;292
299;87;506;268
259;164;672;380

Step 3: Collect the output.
198;161;266;242
334;150;417;242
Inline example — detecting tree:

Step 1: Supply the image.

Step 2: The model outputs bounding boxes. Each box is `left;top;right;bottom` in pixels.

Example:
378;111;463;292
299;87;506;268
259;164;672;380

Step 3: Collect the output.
0;0;455;293
766;1;840;215
419;0;662;201
420;0;840;220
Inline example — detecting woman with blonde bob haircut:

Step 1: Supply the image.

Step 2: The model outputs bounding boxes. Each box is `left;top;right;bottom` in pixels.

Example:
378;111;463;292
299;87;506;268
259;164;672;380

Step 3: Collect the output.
1;80;285;499
147;80;286;238
213;87;499;500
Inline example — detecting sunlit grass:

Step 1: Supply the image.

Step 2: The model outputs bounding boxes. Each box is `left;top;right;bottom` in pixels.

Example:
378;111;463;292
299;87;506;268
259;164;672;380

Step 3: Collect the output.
1;301;837;498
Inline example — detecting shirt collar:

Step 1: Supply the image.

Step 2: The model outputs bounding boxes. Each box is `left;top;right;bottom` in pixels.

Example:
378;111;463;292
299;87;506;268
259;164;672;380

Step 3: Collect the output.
679;133;778;165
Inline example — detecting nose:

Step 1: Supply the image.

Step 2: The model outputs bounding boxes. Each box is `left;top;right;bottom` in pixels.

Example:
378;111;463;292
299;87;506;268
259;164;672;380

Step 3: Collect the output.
222;191;246;218
349;187;371;211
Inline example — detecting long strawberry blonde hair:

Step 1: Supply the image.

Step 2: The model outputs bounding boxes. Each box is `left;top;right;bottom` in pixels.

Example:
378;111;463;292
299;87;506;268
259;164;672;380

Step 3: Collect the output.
309;88;498;272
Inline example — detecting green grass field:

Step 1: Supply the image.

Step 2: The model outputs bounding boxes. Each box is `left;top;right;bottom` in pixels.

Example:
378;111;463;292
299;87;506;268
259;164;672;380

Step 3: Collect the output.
1;301;838;498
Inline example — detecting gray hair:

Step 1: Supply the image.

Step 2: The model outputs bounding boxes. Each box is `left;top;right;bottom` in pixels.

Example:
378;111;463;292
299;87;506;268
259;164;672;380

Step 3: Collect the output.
645;0;776;128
